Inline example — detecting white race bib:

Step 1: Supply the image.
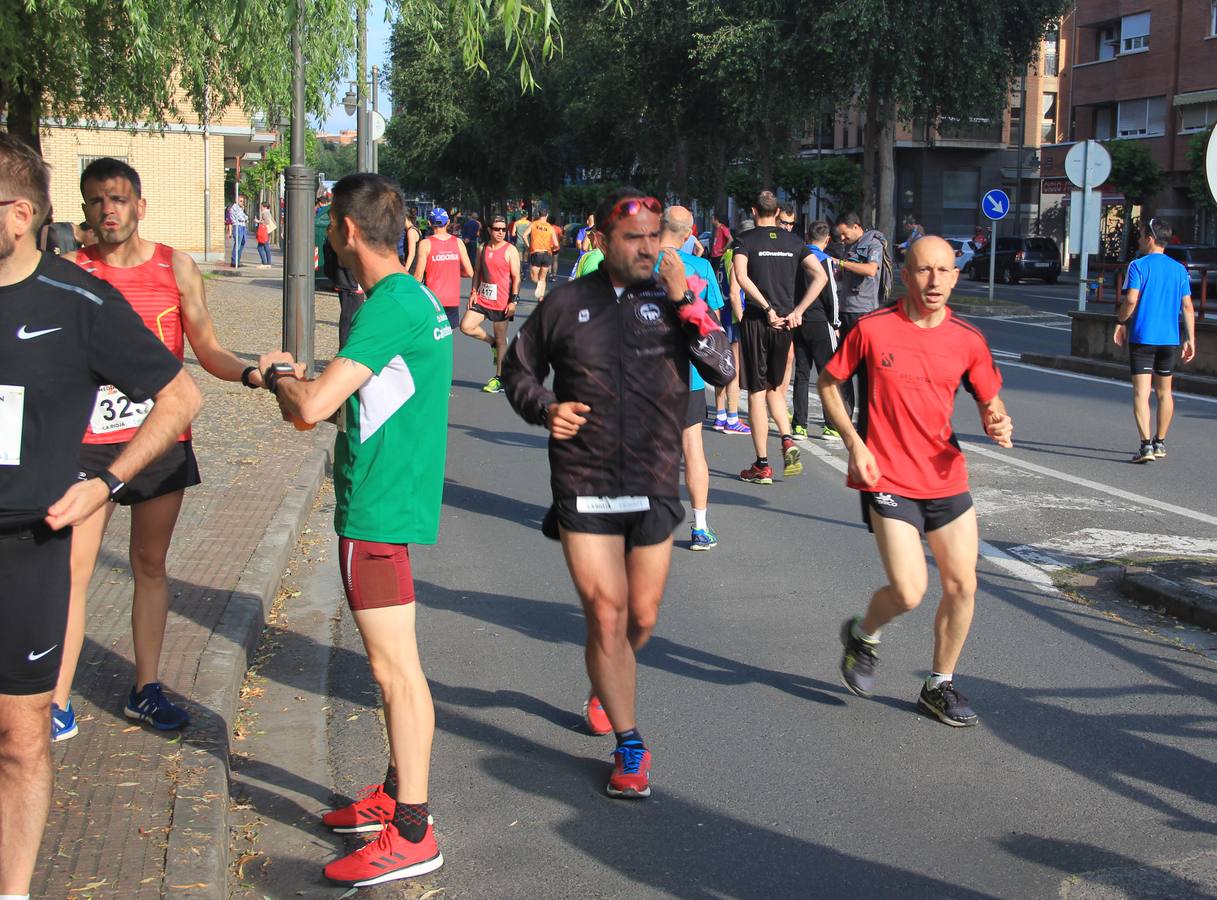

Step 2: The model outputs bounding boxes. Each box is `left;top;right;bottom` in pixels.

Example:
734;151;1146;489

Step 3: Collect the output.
477;282;499;302
89;384;153;434
0;385;24;465
575;496;651;514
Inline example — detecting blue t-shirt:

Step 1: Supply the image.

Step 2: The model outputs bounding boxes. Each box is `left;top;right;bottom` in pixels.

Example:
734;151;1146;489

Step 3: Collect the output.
460;219;480;242
1124;252;1190;345
656;249;724;391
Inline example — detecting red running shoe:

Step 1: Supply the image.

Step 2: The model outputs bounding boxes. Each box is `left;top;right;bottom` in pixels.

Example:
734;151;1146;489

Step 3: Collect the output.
324;820;443;887
607;742;651;799
739;463;773;485
321;783;395;833
583;695;613;736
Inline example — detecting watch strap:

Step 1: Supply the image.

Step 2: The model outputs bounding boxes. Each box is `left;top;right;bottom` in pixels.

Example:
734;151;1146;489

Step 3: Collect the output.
96;469;126;501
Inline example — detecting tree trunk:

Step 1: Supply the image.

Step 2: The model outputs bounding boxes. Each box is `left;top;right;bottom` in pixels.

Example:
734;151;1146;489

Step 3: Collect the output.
877;98;897;243
861;92;879;226
5;79;43;154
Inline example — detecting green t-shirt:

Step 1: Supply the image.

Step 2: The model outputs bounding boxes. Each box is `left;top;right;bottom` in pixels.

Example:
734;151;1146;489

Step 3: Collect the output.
575;248;604;277
333;273;454;544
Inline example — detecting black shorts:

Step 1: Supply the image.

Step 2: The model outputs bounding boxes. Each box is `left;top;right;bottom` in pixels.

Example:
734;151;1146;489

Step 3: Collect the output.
0;523;71;694
684;391;707;429
739;316;793;392
541;496;684;551
469;301;513;323
78;440;201;506
1129;343;1179;377
443;306;460;330
529;251;554;269
861;490;973;536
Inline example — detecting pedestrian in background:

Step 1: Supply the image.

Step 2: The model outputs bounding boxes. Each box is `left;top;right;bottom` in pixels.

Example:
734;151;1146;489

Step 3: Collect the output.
228;195;249;268
256;201;275;267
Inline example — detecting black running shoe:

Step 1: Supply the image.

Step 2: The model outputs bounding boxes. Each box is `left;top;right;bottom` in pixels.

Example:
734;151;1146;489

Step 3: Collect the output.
839;617;878;698
1152;439;1166;459
1131;443;1155;464
917;681;978;727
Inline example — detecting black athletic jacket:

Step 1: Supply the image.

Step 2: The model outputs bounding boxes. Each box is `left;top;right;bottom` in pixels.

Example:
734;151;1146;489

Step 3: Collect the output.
503;266;735;500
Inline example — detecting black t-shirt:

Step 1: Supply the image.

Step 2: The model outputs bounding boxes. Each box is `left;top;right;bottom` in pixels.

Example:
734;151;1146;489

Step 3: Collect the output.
732;226;811;317
0;253;183;526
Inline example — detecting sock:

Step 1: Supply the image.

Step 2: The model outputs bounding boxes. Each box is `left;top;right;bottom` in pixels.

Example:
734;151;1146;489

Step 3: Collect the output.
1153;437;1165;445
756;456;769;468
927;672;952;690
726;412;739;425
391;801;430;843
851;619;880;643
715;408;727;423
0;895;31;900
692;507;708;531
382;764;398;798
1140;439;1153;448
615;727;644;748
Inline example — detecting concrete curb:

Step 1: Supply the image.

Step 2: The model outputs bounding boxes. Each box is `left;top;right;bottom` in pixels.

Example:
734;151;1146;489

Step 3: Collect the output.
163;426;333;897
1020;352;1217;398
1121;568;1217;631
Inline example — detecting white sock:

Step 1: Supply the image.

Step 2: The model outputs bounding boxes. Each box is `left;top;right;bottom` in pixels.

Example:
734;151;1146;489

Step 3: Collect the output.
715;408;727;422
851;619;880;643
0;894;32;899
927;672;952;689
726;412;739;424
692;507;708;531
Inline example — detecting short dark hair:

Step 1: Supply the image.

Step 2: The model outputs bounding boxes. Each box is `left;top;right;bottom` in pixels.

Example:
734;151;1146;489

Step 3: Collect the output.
780;200;797;218
331;173;406;250
808;220;831;242
754;191;779;216
1145;216;1172;245
80;157;142;198
594;186;646;236
0;131;51;221
838;211;862;228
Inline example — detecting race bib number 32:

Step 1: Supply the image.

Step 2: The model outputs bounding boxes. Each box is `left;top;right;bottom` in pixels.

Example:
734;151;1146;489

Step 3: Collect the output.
90;384;153;435
0;385;24;465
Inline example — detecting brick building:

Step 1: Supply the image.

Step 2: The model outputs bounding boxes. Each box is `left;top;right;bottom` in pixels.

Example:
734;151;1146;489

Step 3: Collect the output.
1039;0;1217;252
38;97;276;256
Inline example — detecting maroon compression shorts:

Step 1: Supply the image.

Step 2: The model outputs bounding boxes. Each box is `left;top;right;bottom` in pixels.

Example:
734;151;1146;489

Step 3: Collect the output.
338;538;415;611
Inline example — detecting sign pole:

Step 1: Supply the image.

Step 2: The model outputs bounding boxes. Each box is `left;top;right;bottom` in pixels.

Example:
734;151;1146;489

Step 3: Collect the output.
1076;140;1090;312
988;216;997;303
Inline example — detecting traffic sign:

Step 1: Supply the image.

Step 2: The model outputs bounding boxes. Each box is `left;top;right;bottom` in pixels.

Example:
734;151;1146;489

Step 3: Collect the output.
1206;122;1217;206
370;111;387;142
982;189;1010;221
1065;140;1111;191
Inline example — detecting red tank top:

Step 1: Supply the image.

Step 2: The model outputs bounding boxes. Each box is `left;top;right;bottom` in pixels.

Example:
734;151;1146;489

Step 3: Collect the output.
75;243;190;444
475;243;513;311
423;235;462;308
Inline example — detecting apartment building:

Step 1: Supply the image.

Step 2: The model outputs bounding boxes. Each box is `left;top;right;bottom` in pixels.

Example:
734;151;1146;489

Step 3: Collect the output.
1040;0;1217;248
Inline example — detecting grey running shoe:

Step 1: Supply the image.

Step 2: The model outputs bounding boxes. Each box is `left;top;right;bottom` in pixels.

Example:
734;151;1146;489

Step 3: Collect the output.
839;617;878;698
1131;443;1155;464
918;681;978;727
1152;439;1166;459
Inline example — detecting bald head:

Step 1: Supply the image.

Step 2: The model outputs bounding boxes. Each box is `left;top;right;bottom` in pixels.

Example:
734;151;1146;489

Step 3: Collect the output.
900;234;959;316
903;235;955;272
661;205;694;241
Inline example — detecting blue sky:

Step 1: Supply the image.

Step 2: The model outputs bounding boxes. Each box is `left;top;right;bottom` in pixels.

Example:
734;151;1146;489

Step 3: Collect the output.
318;0;394;132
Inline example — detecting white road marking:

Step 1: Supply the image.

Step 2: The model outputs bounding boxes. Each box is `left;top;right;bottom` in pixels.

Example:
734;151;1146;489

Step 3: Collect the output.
990;360;1217;405
1012;528;1217;563
961;315;1071;332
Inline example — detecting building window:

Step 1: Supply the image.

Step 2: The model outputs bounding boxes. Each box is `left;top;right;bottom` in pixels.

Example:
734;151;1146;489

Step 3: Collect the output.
1094;106;1115;140
1041;92;1058;143
1098;25;1119;60
1180;101;1217;133
943;170;980;209
1120;12;1150;53
1116;96;1166;137
1211;0;1216;37
1043;27;1060;76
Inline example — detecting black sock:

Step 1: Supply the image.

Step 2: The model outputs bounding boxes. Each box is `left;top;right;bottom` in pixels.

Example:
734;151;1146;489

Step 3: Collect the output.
756;456;769;468
392;801;430;843
382;764;398;798
615;727;644;748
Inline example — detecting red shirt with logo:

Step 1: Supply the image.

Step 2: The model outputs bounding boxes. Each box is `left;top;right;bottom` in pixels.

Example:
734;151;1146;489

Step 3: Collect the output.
422;234;462;308
75;243;190;444
825;305;1001;498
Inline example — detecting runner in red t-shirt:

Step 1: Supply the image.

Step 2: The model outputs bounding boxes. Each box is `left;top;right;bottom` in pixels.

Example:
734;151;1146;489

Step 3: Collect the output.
818;235;1013;728
412;207;473;331
459;215;521;393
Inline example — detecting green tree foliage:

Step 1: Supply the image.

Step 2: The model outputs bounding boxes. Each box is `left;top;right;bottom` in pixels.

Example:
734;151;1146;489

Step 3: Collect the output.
1104;139;1166;205
813;157;863;215
314;141;359;182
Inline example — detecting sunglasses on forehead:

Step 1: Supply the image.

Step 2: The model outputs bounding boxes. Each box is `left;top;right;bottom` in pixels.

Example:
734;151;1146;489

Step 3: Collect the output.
604;196;662;228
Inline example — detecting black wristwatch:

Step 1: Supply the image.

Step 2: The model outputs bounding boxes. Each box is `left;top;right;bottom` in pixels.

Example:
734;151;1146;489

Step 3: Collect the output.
675;289;697;307
95;469;126;502
240;366;258;389
264;362;298;396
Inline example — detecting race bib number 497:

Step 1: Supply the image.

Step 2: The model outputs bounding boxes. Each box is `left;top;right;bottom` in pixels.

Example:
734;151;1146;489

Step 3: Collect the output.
90;384;153;434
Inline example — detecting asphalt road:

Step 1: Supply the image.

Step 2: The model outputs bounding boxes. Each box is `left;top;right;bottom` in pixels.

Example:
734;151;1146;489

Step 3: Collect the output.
233;276;1217;899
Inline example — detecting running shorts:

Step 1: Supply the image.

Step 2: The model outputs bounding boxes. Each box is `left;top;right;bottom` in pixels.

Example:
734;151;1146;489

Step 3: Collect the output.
338;538;415;611
0;523;71;694
541;496;684;551
470;300;513;323
861;490;973;536
78;440;201;506
684;391;707;429
739;316;793;392
529;251;554;269
1128;343;1179;377
443;307;460;330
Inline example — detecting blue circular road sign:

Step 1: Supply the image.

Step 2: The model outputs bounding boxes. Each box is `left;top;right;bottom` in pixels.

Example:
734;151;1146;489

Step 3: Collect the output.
981;189;1010;221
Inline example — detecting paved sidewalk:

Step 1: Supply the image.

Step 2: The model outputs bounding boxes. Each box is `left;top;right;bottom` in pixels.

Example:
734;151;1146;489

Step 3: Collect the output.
32;273;338;898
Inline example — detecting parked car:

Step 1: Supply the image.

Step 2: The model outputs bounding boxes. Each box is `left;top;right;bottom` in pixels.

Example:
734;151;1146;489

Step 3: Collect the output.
944;236;979;274
970;236;1061;284
1163;244;1217;296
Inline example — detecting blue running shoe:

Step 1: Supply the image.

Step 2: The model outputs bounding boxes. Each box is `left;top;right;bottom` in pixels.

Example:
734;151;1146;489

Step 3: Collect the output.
690;526;718;551
51;700;78;742
125;682;190;730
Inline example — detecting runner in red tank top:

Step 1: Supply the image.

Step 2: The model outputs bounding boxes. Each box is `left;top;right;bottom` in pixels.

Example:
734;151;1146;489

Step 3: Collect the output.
459;215;521;393
819;236;1013;729
50;158;267;742
412;207;472;332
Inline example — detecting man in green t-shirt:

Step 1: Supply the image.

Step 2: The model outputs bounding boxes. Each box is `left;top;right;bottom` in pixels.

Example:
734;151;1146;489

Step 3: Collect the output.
259;173;452;890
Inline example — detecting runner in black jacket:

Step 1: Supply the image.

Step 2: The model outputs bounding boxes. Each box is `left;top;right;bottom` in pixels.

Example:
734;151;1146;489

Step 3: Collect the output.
502;188;733;800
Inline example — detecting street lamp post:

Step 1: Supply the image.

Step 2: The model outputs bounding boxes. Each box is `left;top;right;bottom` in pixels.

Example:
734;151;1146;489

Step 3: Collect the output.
282;0;315;374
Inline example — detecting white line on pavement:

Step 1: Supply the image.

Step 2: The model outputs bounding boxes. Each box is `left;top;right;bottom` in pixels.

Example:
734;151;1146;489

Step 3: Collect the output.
995;359;1217;405
960;315;1071;332
961;441;1217;528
